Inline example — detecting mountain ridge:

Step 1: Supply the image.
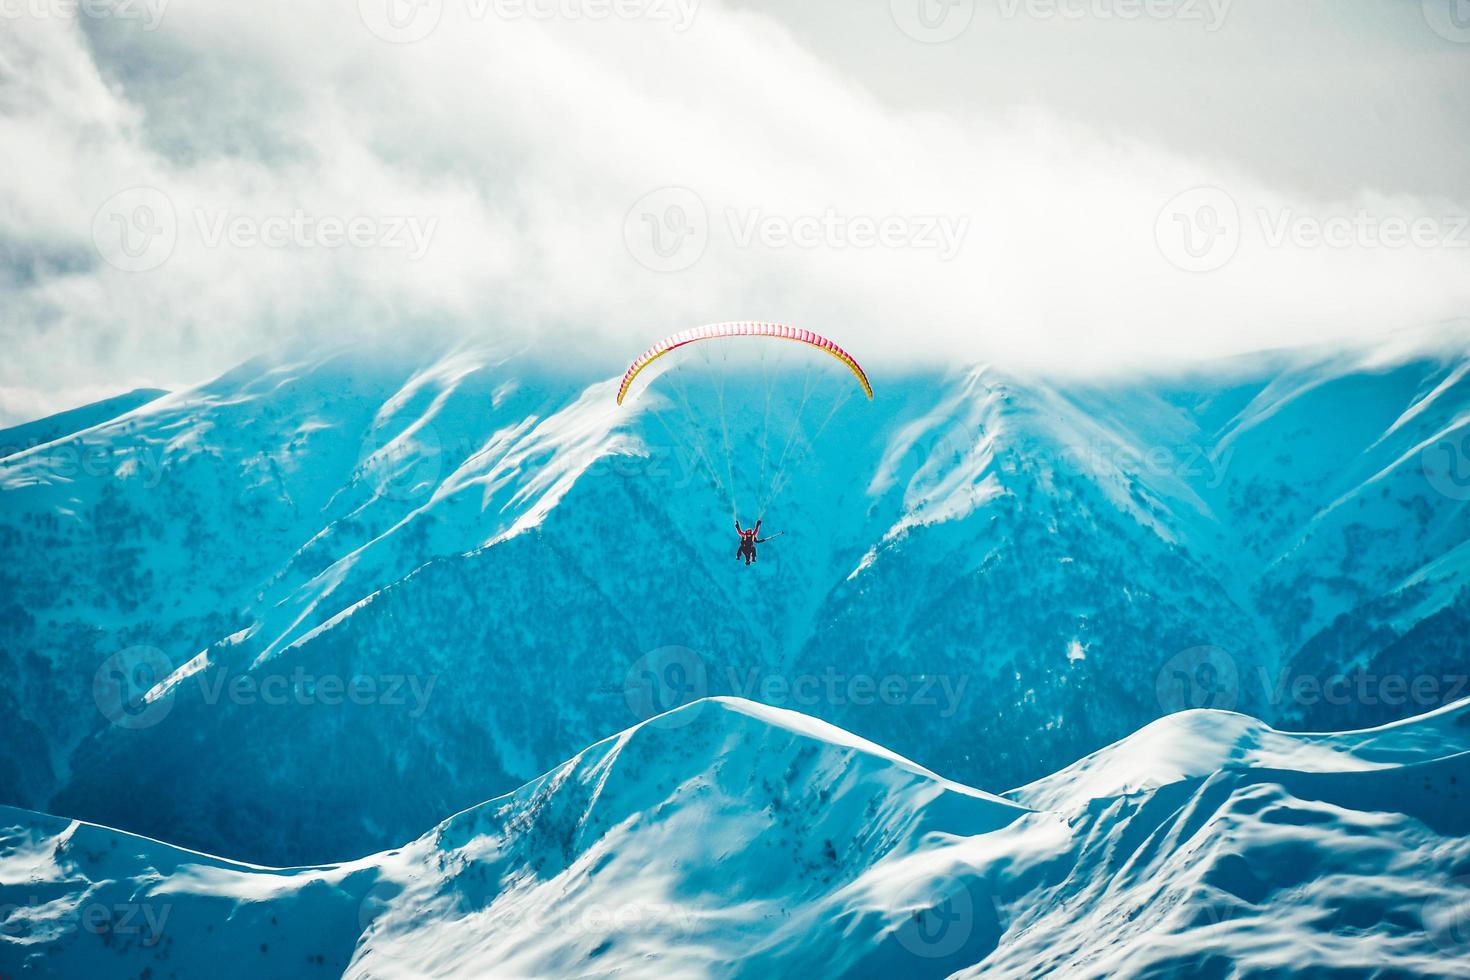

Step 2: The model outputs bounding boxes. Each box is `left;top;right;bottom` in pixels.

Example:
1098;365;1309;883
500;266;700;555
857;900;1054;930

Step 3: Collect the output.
3;695;1467;978
2;336;1468;862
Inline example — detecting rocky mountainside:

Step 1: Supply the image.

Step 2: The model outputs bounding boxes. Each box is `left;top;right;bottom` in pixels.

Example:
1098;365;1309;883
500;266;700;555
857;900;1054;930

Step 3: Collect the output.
1;335;1467;862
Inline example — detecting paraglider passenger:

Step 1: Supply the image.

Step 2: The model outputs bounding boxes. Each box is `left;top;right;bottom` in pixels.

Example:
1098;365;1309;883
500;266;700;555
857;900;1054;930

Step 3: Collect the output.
735;519;771;566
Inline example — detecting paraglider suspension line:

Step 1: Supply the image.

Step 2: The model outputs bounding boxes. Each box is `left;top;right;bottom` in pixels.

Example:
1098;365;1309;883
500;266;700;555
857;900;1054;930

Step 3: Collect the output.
713;343;740;520
666;358;737;518
758;360;817;521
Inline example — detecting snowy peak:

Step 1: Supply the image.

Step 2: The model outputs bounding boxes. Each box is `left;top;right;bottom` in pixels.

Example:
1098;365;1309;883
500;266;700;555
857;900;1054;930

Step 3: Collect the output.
0;697;1029;980
354;697;1026;978
5;696;1468;978
0;804;379;977
0;387;167;462
1008;696;1470;812
434;695;1023;857
975;697;1470;977
5;340;1470;867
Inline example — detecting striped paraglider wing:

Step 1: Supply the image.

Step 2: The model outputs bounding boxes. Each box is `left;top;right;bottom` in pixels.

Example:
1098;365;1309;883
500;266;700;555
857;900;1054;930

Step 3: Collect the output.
616;322;873;405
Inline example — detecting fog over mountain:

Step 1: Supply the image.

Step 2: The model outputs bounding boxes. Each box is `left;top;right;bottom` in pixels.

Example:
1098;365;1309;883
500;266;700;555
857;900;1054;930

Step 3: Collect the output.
4;3;1469;976
4;3;1469;421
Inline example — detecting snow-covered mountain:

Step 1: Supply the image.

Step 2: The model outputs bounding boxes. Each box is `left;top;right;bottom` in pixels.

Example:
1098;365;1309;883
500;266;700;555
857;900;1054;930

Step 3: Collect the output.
0;389;166;462
3;695;1468;978
1;334;1468;863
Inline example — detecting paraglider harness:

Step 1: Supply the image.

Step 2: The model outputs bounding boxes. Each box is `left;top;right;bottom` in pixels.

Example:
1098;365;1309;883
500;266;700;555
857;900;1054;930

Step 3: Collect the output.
735;519;781;565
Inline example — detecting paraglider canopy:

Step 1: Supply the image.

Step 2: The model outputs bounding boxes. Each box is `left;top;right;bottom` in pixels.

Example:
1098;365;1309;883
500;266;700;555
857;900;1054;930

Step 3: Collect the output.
616;322;872;406
614;322;871;525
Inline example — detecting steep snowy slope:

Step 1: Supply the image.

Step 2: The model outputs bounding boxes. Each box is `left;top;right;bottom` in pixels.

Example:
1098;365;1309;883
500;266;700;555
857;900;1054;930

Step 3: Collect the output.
986;698;1470;978
3;335;1469;863
0;698;1022;979
3;697;1468;978
0;388;166;461
1196;351;1470;650
0;341;601;809
1008;695;1470;811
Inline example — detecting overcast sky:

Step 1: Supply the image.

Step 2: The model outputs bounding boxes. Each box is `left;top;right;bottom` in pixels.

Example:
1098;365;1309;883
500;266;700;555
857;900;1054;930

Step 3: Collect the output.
2;0;1468;423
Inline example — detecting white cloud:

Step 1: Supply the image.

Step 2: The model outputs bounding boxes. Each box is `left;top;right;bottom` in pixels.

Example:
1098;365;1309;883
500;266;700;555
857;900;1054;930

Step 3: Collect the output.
1;1;1467;424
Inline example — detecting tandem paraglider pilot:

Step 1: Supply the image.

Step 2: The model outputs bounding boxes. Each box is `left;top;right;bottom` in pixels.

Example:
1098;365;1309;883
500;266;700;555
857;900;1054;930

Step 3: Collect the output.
735;519;776;566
